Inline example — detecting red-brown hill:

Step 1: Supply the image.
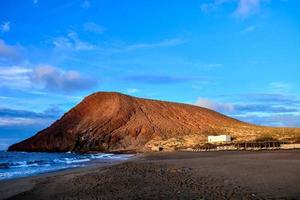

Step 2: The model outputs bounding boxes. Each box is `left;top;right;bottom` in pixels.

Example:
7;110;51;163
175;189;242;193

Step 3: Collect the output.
8;92;300;152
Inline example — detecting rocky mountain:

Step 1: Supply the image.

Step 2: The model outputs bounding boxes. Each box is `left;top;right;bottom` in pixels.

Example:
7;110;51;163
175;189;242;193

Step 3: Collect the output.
8;92;300;152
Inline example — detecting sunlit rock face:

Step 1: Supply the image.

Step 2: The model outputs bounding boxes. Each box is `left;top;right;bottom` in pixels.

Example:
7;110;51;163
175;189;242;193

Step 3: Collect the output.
8;92;300;153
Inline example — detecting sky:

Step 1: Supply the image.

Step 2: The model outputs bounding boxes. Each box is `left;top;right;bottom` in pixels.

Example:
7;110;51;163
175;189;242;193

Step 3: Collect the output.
0;0;300;150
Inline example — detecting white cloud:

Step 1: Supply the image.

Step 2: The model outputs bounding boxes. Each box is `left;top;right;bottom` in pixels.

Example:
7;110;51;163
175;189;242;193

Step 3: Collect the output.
0;39;22;62
241;25;256;33
52;35;183;55
32;65;98;92
84;22;106;34
81;0;90;9
53;31;94;50
200;0;233;13
126;88;140;94
269;82;292;93
0;66;32;88
0;96;14;100
234;0;261;18
200;0;265;18
195;97;235;113
268;114;300;127
1;21;10;32
0;117;45;126
126;38;184;51
0;66;31;75
236;114;300;127
0;65;97;92
53;37;72;49
28;90;82;100
195;94;300;127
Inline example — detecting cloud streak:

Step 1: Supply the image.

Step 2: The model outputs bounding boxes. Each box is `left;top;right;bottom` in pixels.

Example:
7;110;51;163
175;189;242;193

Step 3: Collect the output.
1;21;10;32
0;105;63;127
126;88;140;94
241;25;256;33
196;95;300;114
53;31;94;51
125;38;184;51
32;65;98;92
0;66;32;89
0;65;98;93
195;98;235;113
236;114;300;127
269;82;293;93
201;0;265;18
81;0;90;9
124;74;205;84
0;40;23;63
0;117;46;126
84;22;106;34
0;106;62;119
195;93;300;127
201;0;232;13
234;0;261;18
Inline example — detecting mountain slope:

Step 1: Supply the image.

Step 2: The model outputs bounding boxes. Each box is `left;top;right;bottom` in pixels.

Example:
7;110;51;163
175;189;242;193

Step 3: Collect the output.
8;92;300;152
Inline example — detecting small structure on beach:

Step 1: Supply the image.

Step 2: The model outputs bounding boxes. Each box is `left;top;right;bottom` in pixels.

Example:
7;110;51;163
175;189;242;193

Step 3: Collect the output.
208;135;231;143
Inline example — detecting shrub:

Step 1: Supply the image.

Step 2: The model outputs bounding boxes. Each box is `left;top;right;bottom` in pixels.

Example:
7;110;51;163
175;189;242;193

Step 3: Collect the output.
254;136;278;142
193;143;217;149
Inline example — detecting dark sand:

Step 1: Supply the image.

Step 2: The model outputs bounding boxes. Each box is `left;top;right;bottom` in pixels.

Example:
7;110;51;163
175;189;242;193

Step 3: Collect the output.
1;150;300;200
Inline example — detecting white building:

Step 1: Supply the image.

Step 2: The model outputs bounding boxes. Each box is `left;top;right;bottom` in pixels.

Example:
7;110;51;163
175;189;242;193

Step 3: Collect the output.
208;135;231;143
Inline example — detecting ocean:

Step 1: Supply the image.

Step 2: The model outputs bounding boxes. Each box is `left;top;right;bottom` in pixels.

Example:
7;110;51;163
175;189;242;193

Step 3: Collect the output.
0;151;133;180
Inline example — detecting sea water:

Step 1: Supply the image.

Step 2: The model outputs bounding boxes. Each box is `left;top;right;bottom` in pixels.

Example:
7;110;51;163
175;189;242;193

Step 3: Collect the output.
0;151;133;180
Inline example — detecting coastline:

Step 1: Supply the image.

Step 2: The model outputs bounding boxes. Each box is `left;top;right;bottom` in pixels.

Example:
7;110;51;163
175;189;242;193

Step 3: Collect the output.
1;150;300;200
0;154;142;200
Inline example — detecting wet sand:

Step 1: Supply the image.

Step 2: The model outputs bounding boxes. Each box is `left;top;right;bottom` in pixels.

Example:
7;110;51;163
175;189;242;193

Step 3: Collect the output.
1;150;300;200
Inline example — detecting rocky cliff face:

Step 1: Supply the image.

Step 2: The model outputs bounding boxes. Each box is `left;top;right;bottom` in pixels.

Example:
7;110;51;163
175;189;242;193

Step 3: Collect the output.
8;92;300;152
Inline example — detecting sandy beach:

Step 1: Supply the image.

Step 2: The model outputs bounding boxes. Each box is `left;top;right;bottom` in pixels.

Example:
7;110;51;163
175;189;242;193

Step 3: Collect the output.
1;150;300;200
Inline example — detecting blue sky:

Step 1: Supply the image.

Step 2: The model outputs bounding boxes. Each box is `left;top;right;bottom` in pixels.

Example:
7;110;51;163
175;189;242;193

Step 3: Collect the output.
0;0;300;150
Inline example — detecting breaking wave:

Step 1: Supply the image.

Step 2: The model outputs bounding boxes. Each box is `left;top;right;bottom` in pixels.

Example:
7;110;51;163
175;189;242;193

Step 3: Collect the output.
0;151;133;180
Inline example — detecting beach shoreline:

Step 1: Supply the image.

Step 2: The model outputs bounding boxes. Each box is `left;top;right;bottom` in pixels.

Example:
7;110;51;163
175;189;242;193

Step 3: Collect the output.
1;150;300;200
0;154;142;200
